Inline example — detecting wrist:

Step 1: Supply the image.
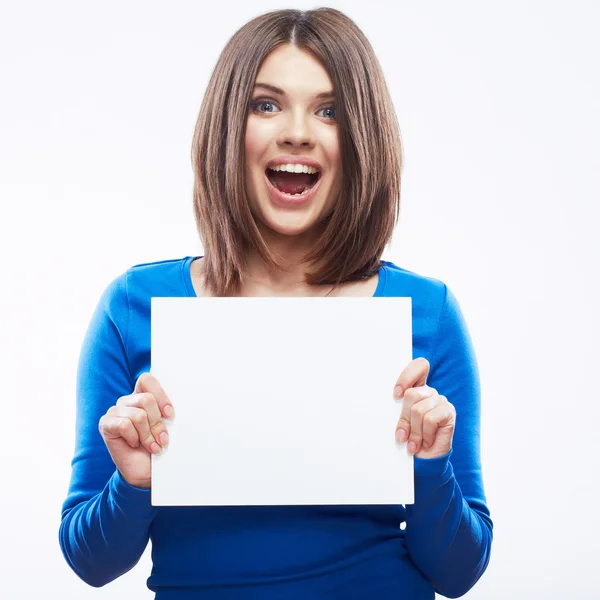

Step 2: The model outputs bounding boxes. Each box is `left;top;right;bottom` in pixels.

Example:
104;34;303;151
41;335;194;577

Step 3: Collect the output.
414;448;453;476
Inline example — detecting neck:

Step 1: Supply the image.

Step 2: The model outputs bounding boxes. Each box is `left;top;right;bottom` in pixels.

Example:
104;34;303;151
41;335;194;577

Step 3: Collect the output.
241;223;334;295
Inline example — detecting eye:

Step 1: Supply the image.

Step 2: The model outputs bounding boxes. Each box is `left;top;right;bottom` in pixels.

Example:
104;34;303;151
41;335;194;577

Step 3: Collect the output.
318;105;336;120
250;99;280;114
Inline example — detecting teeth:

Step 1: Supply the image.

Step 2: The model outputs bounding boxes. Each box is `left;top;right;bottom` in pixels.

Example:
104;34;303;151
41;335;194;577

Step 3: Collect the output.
268;163;319;174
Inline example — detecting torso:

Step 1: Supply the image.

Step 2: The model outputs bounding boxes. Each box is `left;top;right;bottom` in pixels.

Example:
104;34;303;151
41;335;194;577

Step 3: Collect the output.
189;257;379;297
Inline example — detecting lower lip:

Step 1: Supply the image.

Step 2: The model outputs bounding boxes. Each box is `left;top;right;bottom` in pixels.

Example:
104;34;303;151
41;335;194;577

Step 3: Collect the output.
264;171;322;206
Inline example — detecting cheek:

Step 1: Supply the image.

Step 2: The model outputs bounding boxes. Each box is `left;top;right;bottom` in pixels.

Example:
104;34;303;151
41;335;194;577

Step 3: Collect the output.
244;123;261;195
244;119;271;164
325;134;342;186
328;130;342;170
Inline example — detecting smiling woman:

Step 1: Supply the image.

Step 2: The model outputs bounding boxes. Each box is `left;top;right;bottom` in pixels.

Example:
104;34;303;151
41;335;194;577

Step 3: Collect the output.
59;7;493;600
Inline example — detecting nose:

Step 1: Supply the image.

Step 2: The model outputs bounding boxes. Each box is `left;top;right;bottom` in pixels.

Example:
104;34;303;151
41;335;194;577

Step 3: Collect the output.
277;108;316;148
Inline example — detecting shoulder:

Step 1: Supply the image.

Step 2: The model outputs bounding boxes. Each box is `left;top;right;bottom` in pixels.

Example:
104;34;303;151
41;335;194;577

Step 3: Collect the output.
99;256;195;314
379;260;464;344
381;260;448;303
381;262;478;390
126;256;194;282
122;256;196;298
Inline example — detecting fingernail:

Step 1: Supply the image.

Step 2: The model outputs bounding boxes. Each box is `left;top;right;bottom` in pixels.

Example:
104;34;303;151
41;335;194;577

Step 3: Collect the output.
151;442;162;454
394;386;403;399
159;431;169;446
396;428;407;442
164;405;174;418
408;441;417;454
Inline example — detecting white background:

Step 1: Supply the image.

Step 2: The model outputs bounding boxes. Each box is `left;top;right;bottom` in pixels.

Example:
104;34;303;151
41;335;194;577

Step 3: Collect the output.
1;0;599;598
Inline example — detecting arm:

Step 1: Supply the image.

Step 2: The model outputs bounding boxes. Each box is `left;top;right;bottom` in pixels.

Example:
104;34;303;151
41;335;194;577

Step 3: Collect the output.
404;285;493;598
58;274;158;587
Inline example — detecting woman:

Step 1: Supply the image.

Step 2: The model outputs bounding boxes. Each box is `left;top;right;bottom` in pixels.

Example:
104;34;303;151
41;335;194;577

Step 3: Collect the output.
59;7;493;599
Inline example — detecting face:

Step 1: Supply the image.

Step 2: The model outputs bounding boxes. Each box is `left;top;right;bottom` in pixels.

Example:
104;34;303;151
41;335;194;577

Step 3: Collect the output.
244;44;342;239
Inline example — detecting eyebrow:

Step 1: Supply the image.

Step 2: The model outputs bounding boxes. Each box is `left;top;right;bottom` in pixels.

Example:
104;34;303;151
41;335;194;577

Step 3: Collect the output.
254;82;335;99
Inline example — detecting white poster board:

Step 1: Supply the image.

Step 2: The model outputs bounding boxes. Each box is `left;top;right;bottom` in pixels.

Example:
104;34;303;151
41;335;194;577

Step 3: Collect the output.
150;297;413;506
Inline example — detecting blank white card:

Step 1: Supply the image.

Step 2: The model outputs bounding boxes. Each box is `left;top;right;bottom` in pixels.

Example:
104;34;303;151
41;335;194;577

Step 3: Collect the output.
150;297;413;506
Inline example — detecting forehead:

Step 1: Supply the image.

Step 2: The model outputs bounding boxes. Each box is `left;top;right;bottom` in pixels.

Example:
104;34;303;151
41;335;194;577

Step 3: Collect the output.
255;44;333;94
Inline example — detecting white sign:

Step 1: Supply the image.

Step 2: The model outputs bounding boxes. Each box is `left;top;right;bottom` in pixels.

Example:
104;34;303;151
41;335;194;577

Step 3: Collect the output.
150;297;413;506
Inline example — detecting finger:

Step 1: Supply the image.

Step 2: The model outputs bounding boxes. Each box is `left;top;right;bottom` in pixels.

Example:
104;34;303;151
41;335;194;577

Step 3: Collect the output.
114;406;162;454
135;372;175;419
421;399;452;449
393;357;430;399
395;384;435;443
117;392;169;446
408;392;442;454
99;414;140;449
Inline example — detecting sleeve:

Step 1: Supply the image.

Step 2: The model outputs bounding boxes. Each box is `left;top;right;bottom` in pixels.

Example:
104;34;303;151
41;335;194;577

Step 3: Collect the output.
403;284;494;598
58;273;158;588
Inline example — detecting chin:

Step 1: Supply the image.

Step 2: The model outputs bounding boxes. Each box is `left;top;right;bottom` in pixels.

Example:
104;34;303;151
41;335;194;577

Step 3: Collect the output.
255;209;325;238
249;194;330;239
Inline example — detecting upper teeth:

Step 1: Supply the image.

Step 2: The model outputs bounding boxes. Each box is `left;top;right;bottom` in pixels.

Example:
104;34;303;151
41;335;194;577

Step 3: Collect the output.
268;163;319;174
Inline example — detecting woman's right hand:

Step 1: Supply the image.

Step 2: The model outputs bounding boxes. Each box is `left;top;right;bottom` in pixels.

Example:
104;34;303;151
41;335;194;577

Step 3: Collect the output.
98;372;174;490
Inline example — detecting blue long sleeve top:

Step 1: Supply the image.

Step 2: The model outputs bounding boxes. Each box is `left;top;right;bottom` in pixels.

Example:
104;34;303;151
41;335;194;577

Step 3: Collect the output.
59;256;493;599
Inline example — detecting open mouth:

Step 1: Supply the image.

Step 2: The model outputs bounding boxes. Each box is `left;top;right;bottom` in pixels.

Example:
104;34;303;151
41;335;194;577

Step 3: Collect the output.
265;167;321;196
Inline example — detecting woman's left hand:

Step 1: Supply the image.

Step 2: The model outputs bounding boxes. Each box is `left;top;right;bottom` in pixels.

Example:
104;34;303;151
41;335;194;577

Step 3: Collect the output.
393;357;456;459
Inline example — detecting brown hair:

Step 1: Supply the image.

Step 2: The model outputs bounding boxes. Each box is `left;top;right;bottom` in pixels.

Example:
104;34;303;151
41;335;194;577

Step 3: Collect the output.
191;7;402;296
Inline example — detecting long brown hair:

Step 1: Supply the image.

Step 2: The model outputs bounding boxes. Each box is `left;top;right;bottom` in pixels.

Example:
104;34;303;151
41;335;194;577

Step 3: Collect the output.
191;7;403;296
